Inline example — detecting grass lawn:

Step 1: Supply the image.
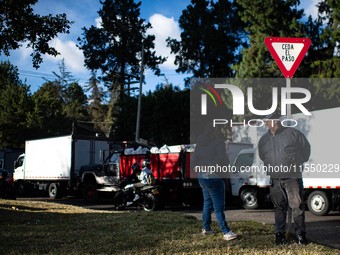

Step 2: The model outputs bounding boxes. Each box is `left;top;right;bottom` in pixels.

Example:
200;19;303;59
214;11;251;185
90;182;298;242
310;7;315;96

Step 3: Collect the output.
0;199;339;254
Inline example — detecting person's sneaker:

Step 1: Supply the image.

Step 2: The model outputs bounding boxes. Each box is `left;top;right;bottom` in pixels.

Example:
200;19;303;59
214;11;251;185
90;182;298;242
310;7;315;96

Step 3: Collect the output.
223;231;238;241
133;194;140;201
275;232;287;245
126;201;133;206
297;233;308;245
201;229;218;236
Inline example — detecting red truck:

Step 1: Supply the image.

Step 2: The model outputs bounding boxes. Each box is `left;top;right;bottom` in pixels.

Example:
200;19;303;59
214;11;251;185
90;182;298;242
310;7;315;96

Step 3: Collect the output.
116;142;252;207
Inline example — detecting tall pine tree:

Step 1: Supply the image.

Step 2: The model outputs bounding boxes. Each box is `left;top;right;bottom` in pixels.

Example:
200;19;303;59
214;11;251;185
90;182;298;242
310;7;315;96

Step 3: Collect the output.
311;0;340;78
235;0;304;78
222;0;306;120
167;0;246;85
77;0;166;101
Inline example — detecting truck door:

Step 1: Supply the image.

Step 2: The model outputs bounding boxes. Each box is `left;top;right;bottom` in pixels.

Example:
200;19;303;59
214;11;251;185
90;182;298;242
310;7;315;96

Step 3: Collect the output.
13;155;25;180
230;152;255;196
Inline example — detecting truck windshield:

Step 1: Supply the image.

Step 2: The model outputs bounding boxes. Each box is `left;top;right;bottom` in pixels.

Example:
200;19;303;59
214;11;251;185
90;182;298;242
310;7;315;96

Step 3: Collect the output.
15;156;24;168
234;153;254;172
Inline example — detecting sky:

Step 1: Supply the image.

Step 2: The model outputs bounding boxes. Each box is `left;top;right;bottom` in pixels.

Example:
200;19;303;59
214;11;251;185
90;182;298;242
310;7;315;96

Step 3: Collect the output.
0;0;320;96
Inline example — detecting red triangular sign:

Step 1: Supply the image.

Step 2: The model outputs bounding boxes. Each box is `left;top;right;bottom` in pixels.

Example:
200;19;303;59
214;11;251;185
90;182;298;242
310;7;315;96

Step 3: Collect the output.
264;37;311;78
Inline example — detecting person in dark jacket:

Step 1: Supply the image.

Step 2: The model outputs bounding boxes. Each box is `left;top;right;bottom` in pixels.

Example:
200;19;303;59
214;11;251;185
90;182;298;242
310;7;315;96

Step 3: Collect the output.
190;124;237;241
126;163;141;184
0;170;17;199
258;113;310;245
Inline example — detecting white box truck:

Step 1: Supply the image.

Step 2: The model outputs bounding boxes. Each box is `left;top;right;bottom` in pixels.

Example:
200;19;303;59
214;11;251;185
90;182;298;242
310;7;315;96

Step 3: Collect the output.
230;107;340;215
13;135;120;202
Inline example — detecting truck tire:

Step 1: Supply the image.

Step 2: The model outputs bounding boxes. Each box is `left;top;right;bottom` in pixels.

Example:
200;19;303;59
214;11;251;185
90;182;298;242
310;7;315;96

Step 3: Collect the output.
16;182;27;196
307;190;330;216
83;184;99;203
48;183;60;199
240;187;259;209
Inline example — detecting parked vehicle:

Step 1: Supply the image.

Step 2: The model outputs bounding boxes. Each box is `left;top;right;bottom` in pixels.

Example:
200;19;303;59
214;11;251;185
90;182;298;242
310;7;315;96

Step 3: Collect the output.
230;107;340;216
13;135;120;202
11;133;254;207
0;149;24;178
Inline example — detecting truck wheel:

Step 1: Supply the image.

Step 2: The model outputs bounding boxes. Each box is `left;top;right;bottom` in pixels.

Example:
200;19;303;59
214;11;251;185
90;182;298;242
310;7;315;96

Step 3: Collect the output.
307;190;330;216
143;193;157;212
16;183;26;196
48;183;59;199
83;184;99;203
114;192;126;210
240;187;259;209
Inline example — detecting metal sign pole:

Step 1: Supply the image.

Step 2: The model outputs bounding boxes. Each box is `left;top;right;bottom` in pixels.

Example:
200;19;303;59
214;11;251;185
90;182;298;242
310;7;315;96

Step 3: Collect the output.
286;77;293;233
135;43;144;142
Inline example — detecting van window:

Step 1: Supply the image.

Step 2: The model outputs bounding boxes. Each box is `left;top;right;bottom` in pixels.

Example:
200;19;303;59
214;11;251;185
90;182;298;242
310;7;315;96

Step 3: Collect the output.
234;153;254;172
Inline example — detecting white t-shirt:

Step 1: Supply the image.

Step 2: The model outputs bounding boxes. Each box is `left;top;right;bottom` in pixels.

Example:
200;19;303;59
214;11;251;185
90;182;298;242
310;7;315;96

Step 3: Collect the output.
138;167;153;184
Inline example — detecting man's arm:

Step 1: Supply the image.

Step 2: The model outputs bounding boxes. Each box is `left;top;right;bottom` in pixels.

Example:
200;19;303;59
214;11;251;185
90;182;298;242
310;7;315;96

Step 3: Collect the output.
258;137;265;162
299;132;311;163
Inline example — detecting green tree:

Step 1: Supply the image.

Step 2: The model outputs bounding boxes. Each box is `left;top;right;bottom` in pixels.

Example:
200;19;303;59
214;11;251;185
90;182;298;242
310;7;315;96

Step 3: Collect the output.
86;70;107;122
298;15;329;78
310;0;340;78
112;96;138;141
167;0;246;85
77;0;166;100
28;81;67;138
28;61;89;138
79;70;110;136
46;59;88;122
112;82;190;146
50;59;75;90
43;59;75;98
219;0;305;121
143;84;190;146
0;0;73;68
64;82;88;121
235;0;304;78
0;61;33;147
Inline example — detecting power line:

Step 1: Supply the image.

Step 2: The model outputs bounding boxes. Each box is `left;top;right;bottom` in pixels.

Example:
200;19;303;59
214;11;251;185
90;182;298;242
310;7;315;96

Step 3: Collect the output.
19;72;90;82
77;121;114;124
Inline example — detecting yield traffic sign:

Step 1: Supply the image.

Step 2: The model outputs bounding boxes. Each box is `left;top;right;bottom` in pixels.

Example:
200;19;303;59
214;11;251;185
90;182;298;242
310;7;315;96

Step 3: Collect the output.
264;37;311;78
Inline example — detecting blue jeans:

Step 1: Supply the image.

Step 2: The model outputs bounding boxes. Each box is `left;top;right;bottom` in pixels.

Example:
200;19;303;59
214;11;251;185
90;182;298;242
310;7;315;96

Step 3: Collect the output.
270;178;306;235
198;178;231;234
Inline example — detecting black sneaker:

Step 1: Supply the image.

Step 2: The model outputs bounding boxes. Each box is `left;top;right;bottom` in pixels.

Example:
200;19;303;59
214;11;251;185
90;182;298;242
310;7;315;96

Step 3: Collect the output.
297;234;308;245
275;232;287;245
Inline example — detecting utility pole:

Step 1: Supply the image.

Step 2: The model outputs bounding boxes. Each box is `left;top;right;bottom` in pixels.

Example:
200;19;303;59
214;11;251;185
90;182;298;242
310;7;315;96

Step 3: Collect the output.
135;42;144;142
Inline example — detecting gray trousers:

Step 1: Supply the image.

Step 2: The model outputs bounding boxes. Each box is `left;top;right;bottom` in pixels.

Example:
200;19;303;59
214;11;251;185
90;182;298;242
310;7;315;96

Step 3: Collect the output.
132;182;147;194
270;178;306;235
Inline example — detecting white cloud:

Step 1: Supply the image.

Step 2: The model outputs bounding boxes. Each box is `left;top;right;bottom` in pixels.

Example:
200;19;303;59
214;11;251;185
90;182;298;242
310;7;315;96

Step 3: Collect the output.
148;14;181;70
18;42;32;60
95;17;102;28
302;0;319;19
45;38;87;74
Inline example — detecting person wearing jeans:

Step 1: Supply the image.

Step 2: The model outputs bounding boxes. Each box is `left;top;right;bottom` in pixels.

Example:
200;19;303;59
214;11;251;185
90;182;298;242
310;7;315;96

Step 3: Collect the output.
191;124;237;241
199;177;234;238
